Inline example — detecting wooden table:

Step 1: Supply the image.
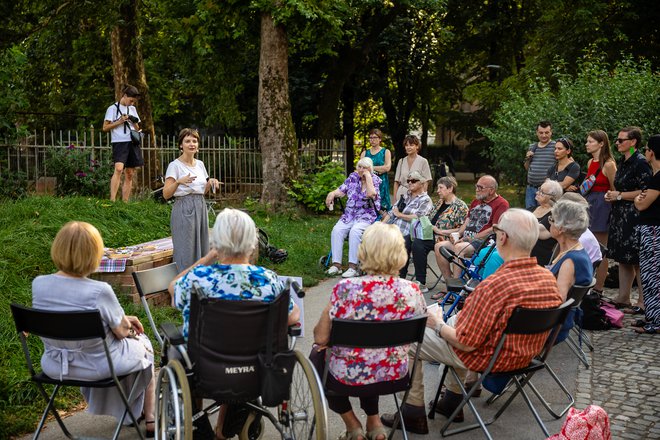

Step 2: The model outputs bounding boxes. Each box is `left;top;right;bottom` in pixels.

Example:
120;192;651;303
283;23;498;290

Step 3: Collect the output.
91;237;174;305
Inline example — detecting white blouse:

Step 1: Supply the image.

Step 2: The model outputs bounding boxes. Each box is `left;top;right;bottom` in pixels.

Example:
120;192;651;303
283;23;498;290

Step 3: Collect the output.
165;158;209;197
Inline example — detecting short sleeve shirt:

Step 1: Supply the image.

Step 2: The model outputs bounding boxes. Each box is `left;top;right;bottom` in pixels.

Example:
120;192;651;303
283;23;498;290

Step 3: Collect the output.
394;156;432;200
547;161;581;186
389;192;433;236
639;171;660;226
454;257;562;372
338;172;381;224
104;102;140;143
165;158;209;197
173;264;290;339
328;276;427;386
464;196;510;239
527;141;557;186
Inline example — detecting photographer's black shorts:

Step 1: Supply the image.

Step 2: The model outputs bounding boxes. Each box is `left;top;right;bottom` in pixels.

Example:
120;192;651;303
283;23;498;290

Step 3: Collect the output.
112;141;144;168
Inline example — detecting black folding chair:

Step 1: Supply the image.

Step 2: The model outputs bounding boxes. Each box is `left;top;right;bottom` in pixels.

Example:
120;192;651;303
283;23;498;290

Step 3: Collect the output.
429;299;574;439
322;316;427;440
11;304;148;440
564;280;597;369
132;262;179;348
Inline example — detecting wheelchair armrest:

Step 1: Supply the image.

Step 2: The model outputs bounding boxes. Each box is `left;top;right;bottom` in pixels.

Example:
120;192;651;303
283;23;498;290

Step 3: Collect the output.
159;322;185;346
288;323;302;337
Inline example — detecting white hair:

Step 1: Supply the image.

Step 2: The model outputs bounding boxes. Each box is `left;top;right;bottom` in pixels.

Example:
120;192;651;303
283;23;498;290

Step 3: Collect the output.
551;200;589;240
356;156;374;171
498;208;539;253
210;208;258;259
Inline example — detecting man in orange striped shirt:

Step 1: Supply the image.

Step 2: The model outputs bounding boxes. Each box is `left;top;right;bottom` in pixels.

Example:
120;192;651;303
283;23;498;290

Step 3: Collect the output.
382;209;561;434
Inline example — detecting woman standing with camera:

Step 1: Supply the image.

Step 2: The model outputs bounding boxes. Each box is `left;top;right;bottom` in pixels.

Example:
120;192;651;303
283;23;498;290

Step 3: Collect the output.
163;128;221;272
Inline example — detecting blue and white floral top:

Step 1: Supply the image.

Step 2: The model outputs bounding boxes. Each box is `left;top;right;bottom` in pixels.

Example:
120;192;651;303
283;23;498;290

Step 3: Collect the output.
173;263;290;339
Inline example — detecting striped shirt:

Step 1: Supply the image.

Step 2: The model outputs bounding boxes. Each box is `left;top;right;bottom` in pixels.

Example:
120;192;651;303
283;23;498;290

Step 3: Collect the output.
454;257;561;372
527;141;556;186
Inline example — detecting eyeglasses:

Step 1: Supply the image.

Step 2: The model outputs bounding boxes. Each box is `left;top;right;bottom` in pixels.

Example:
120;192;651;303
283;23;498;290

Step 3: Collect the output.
537;189;551;196
475;184;493;190
614;138;632;144
407;179;419;184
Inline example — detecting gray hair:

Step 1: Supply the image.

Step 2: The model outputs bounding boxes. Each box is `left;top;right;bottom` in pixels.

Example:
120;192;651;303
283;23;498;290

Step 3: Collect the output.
541;179;563;205
560;191;588;206
498;208;539;253
356;156;374;171
551;200;589;239
210;208;258;259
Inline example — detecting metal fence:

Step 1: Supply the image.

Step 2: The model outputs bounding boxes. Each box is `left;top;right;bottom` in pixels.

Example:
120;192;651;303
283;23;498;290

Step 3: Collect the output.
0;129;346;198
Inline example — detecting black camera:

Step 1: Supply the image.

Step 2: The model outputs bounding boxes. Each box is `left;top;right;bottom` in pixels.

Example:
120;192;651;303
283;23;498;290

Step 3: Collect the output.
127;115;139;124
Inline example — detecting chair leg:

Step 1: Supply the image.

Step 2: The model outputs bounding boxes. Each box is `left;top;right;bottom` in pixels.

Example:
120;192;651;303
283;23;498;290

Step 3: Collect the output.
388;393;408;440
426;264;443;289
525;363;574;419
565;334;590;368
512;377;551;437
439;368;494;440
33;383;77;440
427;365;449;419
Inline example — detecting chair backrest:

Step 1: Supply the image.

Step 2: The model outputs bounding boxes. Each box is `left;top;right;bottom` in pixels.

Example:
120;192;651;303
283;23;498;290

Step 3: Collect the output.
567;279;596;308
11;304;105;341
132;262;179;297
186;288;291;402
328;316;427;349
504;299;574;336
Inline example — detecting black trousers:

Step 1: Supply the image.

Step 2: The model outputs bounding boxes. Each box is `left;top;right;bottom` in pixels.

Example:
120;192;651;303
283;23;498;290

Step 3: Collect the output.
401;235;435;284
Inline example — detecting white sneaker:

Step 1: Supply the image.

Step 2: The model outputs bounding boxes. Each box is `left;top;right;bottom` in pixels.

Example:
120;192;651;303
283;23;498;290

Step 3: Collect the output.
342;267;360;278
419;283;429;293
326;266;341;276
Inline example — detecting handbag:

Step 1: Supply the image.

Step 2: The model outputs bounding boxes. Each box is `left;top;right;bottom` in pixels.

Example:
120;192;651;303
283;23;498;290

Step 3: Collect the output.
579;167;601;196
410;216;434;241
115;102;142;146
258;299;296;407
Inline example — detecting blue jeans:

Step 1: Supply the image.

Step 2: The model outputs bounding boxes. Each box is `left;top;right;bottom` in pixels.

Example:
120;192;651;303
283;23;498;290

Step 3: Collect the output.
525;185;539;210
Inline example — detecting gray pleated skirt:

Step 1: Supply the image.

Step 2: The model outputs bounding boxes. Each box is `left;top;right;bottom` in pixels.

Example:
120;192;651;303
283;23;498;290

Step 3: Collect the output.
171;194;209;272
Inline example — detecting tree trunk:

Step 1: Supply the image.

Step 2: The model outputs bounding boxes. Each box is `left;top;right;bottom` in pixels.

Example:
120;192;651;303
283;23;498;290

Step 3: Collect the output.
110;0;159;186
258;12;297;207
341;83;355;174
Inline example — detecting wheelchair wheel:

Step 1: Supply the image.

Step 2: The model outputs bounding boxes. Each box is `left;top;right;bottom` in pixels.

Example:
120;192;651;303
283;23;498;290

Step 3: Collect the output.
283;350;328;440
155;359;193;440
238;410;265;440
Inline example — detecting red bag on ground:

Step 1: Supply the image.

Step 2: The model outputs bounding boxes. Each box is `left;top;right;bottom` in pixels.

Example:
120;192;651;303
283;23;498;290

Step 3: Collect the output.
547;405;611;440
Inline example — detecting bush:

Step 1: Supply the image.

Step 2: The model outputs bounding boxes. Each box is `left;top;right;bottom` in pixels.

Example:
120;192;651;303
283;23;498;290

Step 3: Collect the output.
45;145;113;197
480;54;660;184
287;157;346;212
0;170;29;199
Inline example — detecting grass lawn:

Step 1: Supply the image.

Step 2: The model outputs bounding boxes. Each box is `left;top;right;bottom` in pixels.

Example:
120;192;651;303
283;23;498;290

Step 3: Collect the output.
0;181;522;436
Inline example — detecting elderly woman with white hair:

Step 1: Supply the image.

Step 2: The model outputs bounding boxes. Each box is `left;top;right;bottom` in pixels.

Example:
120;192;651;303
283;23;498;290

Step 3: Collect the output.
530;179;563;265
547;199;594;343
325;156;381;278
169;208;300;439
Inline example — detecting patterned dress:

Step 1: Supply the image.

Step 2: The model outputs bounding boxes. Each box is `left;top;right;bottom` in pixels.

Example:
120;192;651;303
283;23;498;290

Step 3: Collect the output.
328;276;426;386
365;147;391;211
639;170;660;331
173;263;292;339
607;152;652;264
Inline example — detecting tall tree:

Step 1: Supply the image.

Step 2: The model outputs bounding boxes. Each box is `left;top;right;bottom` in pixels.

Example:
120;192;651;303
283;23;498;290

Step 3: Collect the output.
258;12;297;206
111;0;159;184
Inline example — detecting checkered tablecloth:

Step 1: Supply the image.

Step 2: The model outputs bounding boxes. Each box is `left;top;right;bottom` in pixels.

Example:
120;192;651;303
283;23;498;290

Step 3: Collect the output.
96;237;173;273
98;257;129;273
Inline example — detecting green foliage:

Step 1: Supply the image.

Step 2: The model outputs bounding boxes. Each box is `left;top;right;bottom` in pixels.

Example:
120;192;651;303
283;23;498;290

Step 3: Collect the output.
0;170;30;200
481;55;660;184
287;158;346;212
0;46;29;138
45;145;113;197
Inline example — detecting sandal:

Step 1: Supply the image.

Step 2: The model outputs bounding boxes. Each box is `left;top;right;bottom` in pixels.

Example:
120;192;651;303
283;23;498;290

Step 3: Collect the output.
430;291;447;301
338;427;366;440
622;306;645;315
633;324;658;335
612;301;632;309
632;319;648;328
145;420;155;439
366;426;388;440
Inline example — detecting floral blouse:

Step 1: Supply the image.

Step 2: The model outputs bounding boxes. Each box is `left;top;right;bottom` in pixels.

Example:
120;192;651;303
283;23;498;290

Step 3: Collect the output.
173;263;291;339
429;197;469;236
328;276;427;386
339;172;382;224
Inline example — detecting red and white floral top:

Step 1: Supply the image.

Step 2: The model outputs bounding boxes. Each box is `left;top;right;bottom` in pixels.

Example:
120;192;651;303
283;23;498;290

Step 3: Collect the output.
328;276;426;386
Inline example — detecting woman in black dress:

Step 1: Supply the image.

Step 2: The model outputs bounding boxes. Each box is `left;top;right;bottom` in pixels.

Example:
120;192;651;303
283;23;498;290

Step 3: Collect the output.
605;126;652;311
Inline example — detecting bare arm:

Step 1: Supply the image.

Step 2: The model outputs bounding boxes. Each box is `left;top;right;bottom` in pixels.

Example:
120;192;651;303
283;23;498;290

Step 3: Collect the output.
111;315;144;340
363;172;377;198
102;116;127;132
603;160;617;191
635;189;660;211
313;303;333;346
555;259;575;302
288;303;301;326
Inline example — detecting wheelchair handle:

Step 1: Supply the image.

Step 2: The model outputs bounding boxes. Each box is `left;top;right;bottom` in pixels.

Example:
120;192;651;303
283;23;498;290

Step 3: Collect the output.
286;279;305;298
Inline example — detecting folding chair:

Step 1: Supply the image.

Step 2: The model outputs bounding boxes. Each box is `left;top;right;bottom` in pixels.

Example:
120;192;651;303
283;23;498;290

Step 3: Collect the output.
10;304;148;440
564;280;597;369
519;281;597;421
322;316;428;440
429;299;574;439
132;262;179;347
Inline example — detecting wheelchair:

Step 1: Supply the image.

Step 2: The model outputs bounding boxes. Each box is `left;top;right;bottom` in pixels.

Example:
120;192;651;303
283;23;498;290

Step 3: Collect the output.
151;280;328;440
437;233;497;319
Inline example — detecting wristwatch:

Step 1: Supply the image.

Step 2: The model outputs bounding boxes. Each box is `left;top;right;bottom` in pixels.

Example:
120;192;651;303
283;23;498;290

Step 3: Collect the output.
435;321;445;338
616;193;622;201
